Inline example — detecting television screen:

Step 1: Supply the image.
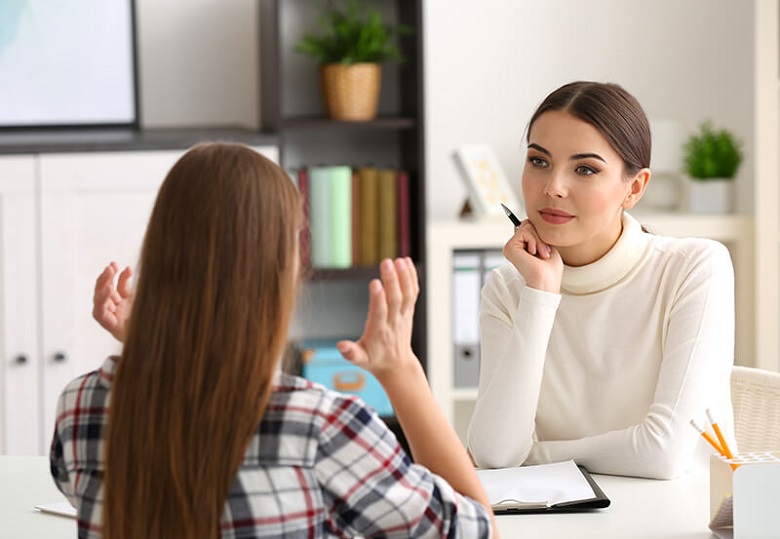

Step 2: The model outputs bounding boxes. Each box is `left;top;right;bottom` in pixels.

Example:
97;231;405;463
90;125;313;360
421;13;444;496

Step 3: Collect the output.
0;0;137;128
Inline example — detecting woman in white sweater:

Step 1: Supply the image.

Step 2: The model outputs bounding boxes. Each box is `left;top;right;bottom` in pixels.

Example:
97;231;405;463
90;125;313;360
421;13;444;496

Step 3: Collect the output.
467;81;736;480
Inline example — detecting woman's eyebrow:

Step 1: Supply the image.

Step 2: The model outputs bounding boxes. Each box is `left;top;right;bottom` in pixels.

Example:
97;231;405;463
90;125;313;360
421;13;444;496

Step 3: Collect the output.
528;143;607;164
527;143;550;156
571;152;607;163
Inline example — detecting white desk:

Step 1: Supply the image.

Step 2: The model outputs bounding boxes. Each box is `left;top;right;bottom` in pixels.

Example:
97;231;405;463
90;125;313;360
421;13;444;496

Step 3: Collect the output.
2;455;718;538
1;456;75;538
496;469;718;538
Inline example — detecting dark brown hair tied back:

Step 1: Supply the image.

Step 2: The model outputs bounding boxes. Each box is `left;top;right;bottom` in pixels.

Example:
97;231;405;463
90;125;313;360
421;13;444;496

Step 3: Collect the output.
527;81;652;178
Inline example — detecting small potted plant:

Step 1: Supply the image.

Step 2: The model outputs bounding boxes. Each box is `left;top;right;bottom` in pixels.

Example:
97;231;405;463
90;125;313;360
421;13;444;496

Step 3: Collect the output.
682;120;743;214
295;0;408;121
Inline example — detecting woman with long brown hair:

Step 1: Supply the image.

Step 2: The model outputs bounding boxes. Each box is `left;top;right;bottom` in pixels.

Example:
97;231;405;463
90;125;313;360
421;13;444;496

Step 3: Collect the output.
51;142;496;538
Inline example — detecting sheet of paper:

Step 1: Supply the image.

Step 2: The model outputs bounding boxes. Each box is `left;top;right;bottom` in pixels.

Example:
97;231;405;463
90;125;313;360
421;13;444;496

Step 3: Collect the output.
476;460;595;507
35;501;77;519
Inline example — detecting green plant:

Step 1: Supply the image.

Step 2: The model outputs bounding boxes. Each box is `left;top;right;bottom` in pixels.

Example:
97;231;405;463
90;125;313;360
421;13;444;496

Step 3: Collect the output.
683;121;743;180
294;0;409;65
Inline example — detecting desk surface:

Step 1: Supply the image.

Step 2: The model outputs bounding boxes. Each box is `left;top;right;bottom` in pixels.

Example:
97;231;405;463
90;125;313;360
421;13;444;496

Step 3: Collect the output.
2;456;718;538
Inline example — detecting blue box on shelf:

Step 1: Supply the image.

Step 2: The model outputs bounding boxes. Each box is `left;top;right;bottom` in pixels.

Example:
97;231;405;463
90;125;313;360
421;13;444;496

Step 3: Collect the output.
300;338;394;417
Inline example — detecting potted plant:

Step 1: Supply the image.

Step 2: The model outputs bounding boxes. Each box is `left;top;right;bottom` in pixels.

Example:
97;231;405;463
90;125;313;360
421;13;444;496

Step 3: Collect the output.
682;120;743;214
295;0;408;121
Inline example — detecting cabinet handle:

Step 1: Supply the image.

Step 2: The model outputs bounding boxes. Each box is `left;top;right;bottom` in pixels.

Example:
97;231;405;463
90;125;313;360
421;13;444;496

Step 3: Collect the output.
15;354;28;365
53;351;67;363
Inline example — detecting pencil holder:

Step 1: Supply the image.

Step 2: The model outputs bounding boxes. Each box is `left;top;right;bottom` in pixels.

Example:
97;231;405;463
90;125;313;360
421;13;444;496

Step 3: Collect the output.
709;451;780;538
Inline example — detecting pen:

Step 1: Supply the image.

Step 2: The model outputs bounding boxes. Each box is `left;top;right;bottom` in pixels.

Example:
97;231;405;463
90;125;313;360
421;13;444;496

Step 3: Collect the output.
706;408;734;459
501;203;522;227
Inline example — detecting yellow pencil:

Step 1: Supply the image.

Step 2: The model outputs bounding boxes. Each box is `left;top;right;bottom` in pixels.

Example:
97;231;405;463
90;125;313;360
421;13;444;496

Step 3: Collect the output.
690;419;724;455
706;408;734;459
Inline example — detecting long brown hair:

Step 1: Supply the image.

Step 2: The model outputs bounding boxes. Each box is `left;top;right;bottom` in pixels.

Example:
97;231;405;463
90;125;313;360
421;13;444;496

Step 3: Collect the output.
527;81;652;178
103;143;303;538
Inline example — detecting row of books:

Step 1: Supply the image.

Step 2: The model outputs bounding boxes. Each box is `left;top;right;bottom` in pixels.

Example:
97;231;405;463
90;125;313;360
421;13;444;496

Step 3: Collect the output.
291;165;412;269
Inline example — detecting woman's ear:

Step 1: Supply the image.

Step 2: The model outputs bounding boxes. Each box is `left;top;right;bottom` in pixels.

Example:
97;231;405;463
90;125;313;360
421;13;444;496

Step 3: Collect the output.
622;168;651;210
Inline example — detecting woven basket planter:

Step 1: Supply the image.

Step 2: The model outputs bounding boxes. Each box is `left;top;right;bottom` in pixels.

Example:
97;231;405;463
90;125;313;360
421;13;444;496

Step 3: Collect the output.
320;63;382;121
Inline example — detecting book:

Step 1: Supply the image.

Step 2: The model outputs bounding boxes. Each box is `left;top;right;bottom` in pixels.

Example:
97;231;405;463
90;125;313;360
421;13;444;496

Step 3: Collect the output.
308;165;352;268
397;169;411;258
308;166;333;268
296;168;311;269
358;166;380;265
377;168;397;260
476;460;610;513
351;169;361;265
328;165;353;268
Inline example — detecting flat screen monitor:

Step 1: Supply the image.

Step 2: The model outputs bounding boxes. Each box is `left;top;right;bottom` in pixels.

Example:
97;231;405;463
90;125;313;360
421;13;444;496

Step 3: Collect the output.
0;0;138;128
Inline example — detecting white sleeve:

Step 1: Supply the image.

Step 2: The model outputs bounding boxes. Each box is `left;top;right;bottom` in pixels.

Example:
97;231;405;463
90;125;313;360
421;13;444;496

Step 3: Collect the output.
526;242;736;479
467;267;561;468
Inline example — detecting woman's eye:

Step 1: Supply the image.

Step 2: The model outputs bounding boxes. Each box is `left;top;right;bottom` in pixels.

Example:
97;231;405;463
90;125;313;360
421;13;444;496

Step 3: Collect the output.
575;165;597;176
529;156;548;168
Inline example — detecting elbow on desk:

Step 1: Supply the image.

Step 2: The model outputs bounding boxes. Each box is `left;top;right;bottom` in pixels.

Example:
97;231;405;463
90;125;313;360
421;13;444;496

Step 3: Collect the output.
467;432;531;469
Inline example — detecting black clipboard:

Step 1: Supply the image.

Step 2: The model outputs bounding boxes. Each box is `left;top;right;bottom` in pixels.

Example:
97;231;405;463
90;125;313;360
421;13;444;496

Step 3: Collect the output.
491;466;611;514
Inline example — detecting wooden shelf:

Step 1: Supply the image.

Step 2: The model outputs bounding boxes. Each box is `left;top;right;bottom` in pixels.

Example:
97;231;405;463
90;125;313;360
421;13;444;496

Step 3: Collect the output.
280;116;417;131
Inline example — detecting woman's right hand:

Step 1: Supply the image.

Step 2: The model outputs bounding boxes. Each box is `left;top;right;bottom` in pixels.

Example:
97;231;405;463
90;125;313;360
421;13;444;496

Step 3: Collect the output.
93;261;134;343
504;220;564;293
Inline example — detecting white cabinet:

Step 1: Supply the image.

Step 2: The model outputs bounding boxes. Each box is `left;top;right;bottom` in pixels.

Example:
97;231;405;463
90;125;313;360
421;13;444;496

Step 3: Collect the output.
37;151;182;454
427;213;754;445
0;145;279;455
0;156;39;455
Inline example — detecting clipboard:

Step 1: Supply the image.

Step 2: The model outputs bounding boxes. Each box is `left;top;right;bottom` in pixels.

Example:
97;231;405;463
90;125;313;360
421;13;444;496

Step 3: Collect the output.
477;460;611;514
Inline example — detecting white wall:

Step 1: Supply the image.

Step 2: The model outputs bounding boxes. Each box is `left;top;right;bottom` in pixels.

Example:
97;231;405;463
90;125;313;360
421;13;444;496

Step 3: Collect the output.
134;0;754;218
423;0;754;219
135;0;259;129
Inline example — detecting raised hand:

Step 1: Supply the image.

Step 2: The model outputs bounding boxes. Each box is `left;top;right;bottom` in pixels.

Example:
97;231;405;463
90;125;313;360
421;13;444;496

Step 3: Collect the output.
92;261;134;343
337;257;420;381
503;220;563;293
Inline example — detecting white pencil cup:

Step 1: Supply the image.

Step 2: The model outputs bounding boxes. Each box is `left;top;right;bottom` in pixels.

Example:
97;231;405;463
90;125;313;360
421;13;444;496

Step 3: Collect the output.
709;451;780;538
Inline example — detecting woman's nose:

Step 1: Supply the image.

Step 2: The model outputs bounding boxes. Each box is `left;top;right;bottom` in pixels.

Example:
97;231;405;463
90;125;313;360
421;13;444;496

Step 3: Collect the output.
543;172;566;198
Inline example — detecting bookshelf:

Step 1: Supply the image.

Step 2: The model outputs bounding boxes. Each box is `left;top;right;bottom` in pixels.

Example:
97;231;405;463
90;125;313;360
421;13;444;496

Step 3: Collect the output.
259;0;426;439
427;213;754;444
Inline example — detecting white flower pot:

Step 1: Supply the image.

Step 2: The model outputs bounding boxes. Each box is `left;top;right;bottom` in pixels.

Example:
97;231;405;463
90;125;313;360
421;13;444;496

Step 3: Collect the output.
686;178;734;214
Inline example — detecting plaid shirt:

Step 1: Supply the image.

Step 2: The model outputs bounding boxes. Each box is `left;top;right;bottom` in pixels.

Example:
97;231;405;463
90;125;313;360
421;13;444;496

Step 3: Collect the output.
50;356;491;538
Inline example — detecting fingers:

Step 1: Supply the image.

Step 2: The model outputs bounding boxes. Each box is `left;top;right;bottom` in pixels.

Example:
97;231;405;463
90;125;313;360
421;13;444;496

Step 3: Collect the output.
380;259;402;315
117;266;133;299
511;222;552;259
363;277;387;336
93;263;117;321
394;258;418;315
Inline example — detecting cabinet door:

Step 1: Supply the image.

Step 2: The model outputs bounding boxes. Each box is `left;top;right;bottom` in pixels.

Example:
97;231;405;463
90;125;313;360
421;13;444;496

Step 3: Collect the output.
38;150;181;454
0;156;39;455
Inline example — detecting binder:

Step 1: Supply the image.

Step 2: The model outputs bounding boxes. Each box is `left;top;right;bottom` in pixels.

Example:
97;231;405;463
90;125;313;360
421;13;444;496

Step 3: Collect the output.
476;460;611;514
452;252;481;388
452;249;506;388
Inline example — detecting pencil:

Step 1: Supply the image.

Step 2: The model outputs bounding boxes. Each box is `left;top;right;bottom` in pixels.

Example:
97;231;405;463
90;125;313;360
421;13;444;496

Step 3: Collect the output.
500;203;522;227
690;419;725;456
706;408;735;459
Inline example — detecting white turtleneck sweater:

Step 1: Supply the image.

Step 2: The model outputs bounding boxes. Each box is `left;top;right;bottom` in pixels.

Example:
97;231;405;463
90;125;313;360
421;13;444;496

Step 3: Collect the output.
467;213;736;479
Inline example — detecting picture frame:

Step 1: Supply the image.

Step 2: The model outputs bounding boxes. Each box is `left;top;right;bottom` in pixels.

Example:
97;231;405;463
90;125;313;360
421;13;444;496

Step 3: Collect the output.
453;144;523;219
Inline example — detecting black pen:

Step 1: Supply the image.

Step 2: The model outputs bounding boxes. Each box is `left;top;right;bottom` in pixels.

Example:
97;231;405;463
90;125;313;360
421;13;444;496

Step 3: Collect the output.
500;203;522;227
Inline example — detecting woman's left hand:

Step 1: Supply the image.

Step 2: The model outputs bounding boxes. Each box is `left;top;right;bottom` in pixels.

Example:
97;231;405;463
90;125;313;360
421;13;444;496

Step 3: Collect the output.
337;257;420;381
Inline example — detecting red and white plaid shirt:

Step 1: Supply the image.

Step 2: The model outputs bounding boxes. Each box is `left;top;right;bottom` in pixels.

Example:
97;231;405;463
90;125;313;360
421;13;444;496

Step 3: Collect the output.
51;356;491;538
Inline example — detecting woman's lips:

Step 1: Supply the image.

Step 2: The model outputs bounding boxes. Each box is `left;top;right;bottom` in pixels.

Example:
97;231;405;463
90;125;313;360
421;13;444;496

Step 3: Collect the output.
539;208;574;225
